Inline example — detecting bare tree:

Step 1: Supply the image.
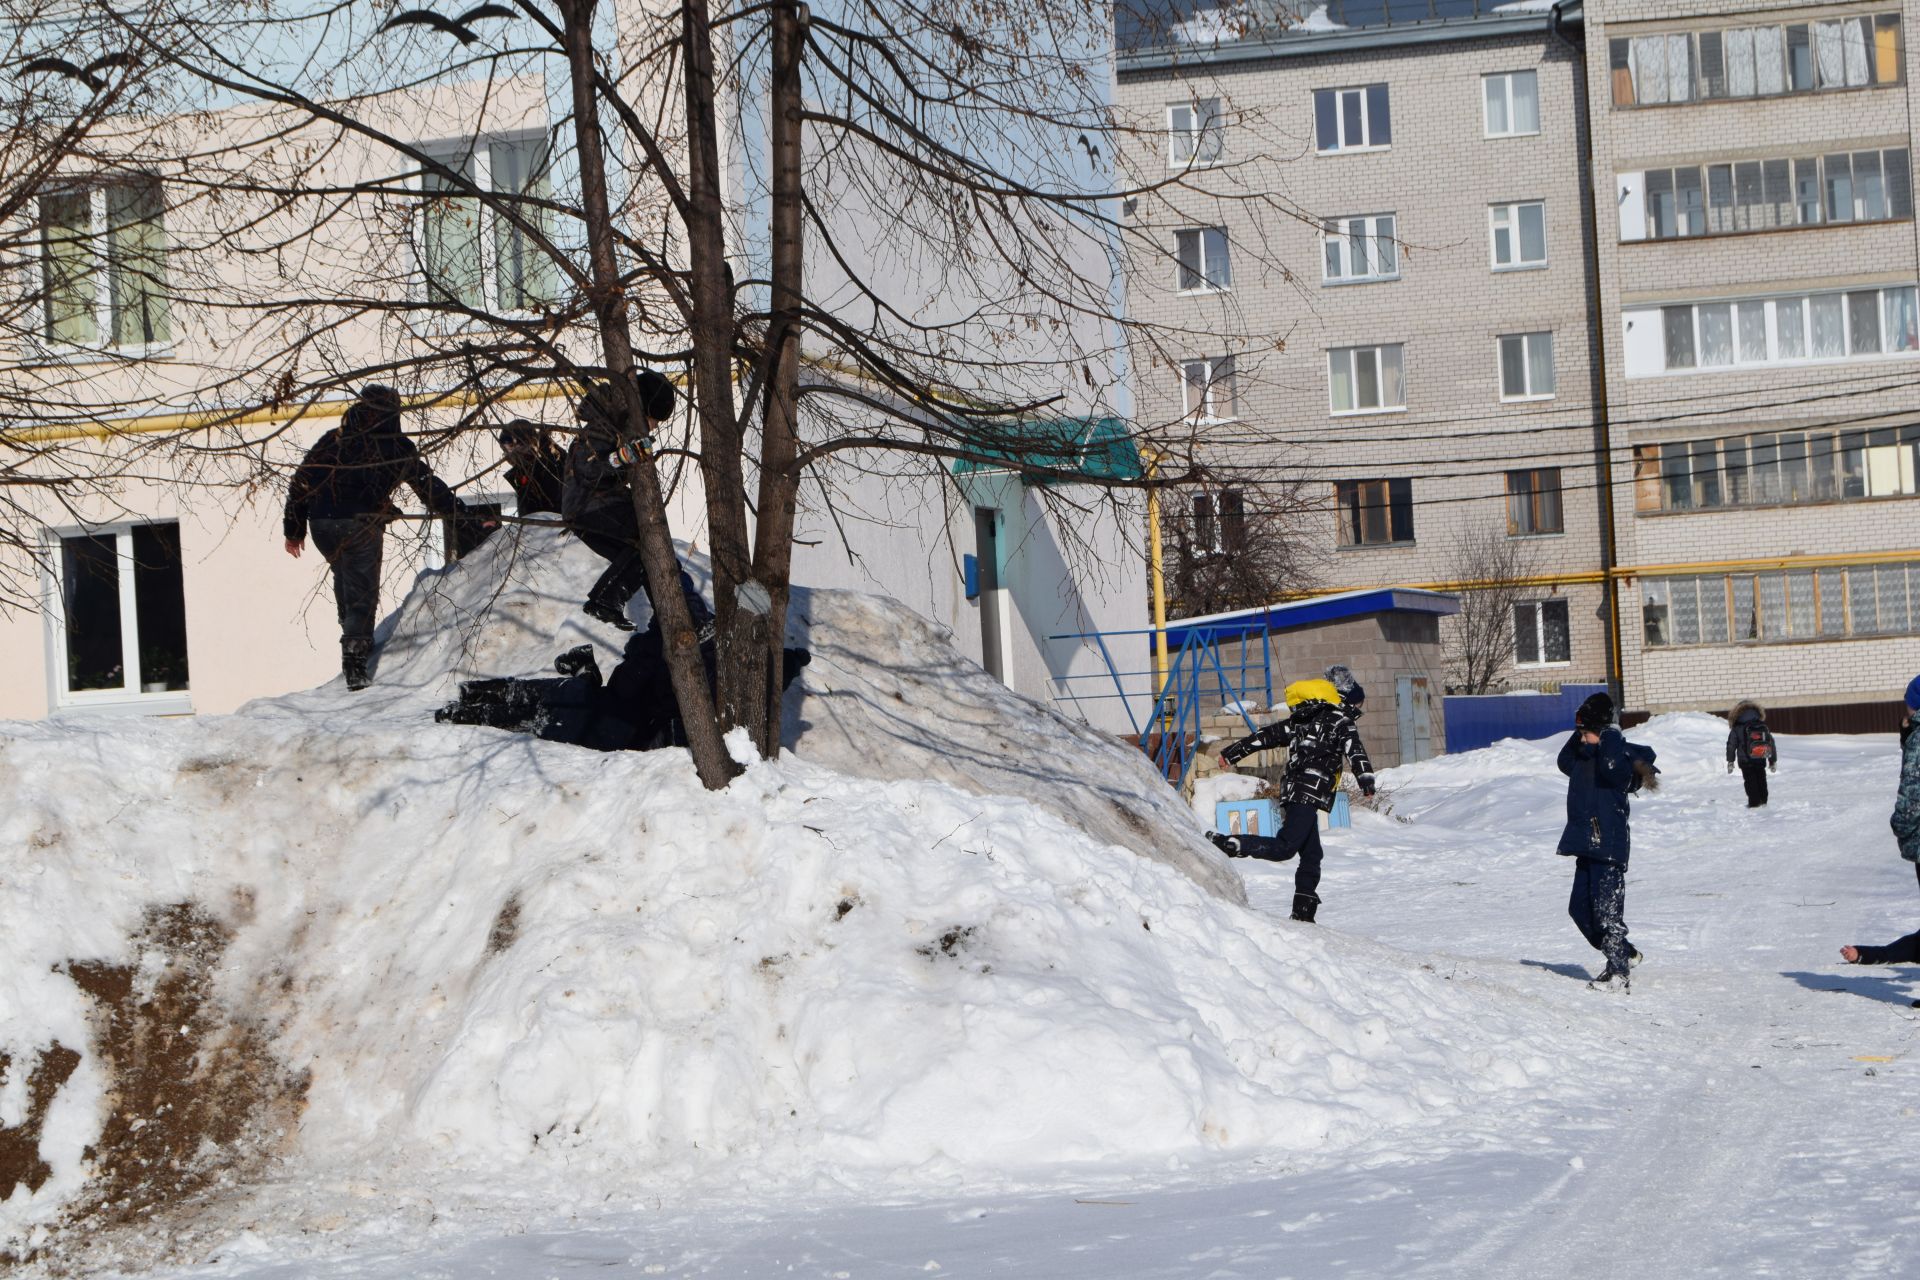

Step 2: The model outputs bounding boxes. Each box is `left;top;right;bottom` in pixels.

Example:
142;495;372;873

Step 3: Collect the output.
1164;477;1319;619
1443;520;1539;696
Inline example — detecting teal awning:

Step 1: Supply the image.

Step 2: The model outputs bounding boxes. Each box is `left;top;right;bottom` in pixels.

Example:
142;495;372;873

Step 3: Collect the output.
950;416;1143;486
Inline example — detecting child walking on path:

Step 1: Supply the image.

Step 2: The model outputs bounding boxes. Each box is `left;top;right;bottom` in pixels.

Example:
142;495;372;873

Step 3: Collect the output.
1725;701;1778;808
1558;691;1658;992
1209;665;1375;924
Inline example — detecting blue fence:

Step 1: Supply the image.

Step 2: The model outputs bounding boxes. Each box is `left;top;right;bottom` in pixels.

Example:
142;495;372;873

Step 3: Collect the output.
1442;684;1607;755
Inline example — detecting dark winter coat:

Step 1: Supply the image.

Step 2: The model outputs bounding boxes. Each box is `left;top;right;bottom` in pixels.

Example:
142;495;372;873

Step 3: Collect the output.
1556;727;1657;865
561;420;630;525
1892;718;1920;862
1221;700;1375;812
284;404;461;541
1726;701;1777;768
505;446;565;518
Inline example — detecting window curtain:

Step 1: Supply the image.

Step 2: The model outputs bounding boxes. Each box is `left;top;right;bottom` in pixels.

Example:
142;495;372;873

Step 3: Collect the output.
1737;302;1767;362
1754;26;1785;94
106;183;169;346
1527;332;1554;394
1811;295;1844;357
492;139;557;311
1884;286;1919;352
1776;298;1806;358
1843;18;1871;86
1379;344;1405;407
41;191;97;345
1667;33;1693;101
423;152;485;309
1500;336;1526;396
1698;303;1733;366
1372;216;1396;276
1632;36;1668;104
1513;72;1540;133
1815;21;1846;88
1727;28;1757;96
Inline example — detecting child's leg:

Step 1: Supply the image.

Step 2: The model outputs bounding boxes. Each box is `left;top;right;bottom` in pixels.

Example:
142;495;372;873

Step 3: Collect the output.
1567;859;1603;952
1591;861;1633;978
1224;802;1318;862
1741;762;1768;807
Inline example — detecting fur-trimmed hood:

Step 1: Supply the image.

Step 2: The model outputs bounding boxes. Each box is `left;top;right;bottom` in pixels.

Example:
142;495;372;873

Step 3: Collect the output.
1729;700;1765;724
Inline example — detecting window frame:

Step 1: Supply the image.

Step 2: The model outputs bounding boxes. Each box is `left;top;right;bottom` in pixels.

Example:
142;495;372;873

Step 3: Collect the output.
1609;14;1903;108
1321;213;1399;285
1314;84;1391;155
1513;598;1572;667
1174;226;1232;293
1167;98;1225;168
1498;331;1556;401
1333;477;1415;548
1327;343;1406;416
1655;285;1920;374
415;130;558;319
1190;487;1246;558
1483;70;1541;139
39;520;193;716
1505;467;1565;536
1180;355;1238;422
1489;201;1548;271
34;178;173;358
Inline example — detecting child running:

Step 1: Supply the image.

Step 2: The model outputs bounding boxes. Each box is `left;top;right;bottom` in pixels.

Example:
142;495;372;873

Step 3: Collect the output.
1725;700;1778;808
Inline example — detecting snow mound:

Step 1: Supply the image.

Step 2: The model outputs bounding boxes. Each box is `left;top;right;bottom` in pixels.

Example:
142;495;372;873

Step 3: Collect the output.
0;528;1598;1266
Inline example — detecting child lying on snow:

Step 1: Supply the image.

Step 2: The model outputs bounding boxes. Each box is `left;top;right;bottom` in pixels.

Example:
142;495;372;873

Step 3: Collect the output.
435;619;809;752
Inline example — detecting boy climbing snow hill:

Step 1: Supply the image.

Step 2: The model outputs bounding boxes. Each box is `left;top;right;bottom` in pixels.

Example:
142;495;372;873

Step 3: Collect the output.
1208;665;1376;924
1726;700;1778;808
1558;691;1658;993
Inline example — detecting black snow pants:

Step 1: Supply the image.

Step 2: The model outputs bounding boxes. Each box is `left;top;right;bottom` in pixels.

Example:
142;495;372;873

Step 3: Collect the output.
1740;761;1769;807
1569;857;1632;978
1227;801;1325;898
570;503;712;628
309;515;385;643
1852;928;1920;965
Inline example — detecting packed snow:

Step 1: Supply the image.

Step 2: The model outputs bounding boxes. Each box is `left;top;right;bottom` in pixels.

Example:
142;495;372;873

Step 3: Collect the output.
0;525;1623;1275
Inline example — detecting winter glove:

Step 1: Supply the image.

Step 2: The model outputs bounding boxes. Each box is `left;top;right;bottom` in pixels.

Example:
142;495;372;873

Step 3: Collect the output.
1769;759;1777;771
1359;776;1376;798
1727;762;1734;773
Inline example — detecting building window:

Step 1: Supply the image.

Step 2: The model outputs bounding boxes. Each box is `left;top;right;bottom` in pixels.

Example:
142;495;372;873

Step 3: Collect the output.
1506;467;1564;535
1656;286;1920;372
1192;488;1245;556
1328;344;1405;414
38;180;170;349
1168;99;1223;166
1637;150;1910;240
420;134;557;313
1181;355;1236;420
1322;213;1397;284
1174;227;1231;291
1514;599;1571;665
1335;478;1413;547
1611;14;1902;107
1489;202;1547;269
1644;561;1920;646
47;522;190;709
1483;71;1540;138
1633;426;1920;512
1314;84;1390;154
1498;332;1555;400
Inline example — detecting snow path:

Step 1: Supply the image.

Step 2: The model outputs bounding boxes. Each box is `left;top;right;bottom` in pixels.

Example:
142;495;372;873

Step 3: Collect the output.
87;716;1920;1277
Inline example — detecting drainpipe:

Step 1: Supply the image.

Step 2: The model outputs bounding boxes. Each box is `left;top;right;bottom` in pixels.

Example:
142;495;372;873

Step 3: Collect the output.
1143;446;1171;708
1551;0;1626;707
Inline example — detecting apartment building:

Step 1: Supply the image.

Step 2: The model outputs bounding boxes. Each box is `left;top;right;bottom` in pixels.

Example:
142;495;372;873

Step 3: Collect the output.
1118;0;1920;718
1590;0;1920;717
1114;0;1615;700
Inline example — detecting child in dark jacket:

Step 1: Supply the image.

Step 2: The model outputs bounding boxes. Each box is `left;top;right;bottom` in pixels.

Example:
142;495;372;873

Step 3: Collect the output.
1725;700;1778;808
1208;665;1376;924
1558;691;1658;992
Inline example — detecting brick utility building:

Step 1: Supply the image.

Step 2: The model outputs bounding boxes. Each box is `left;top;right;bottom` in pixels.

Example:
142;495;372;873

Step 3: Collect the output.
1116;0;1920;726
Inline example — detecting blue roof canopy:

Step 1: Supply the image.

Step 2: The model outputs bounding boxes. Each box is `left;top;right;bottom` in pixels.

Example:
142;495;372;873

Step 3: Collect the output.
1164;587;1460;649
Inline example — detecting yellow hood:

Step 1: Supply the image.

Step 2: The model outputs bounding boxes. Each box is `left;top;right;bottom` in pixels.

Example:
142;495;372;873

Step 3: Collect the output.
1284;678;1340;708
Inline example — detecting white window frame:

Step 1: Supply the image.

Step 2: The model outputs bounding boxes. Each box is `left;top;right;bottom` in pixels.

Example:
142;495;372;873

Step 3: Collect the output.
416;131;555;319
1483;71;1541;138
40;521;193;716
1489;201;1548;270
1314;85;1390;155
1167;99;1223;168
1322;213;1398;284
1181;355;1237;421
1654;285;1920;374
1498;331;1556;401
1327;343;1406;415
1513;598;1572;668
34;180;173;358
1174;226;1231;293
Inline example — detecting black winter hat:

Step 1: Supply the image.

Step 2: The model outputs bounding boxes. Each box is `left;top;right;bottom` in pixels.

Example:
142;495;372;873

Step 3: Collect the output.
1325;663;1365;707
578;370;677;431
1576;691;1616;730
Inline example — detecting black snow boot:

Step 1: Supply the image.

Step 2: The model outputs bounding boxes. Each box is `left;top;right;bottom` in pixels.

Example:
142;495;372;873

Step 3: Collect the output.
583;597;636;631
554;644;603;685
1290;892;1320;923
1587;969;1630;993
341;637;374;691
1208;831;1244;857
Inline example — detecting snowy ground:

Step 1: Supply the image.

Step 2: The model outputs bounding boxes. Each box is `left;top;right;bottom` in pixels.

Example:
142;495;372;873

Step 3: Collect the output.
132;718;1920;1279
4;535;1916;1277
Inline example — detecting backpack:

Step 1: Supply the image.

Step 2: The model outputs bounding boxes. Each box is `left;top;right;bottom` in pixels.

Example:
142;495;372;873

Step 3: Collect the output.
1744;723;1771;759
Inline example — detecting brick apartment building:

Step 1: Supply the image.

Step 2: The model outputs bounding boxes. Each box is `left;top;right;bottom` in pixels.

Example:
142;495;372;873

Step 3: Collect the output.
1116;0;1920;721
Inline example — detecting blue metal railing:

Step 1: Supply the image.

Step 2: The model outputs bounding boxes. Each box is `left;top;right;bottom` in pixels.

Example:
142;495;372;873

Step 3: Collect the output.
1049;622;1274;786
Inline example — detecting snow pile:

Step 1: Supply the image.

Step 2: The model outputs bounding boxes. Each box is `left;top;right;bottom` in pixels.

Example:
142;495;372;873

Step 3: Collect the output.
1;527;1600;1266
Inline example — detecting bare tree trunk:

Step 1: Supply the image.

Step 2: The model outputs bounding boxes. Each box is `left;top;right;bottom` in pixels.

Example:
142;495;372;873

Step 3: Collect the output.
557;0;737;788
738;0;808;758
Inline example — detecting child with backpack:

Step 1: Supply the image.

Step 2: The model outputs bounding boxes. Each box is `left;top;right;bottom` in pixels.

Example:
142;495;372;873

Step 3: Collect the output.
1725;700;1778;808
1208;665;1375;924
